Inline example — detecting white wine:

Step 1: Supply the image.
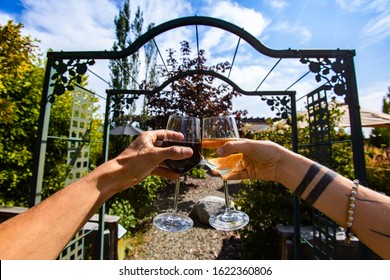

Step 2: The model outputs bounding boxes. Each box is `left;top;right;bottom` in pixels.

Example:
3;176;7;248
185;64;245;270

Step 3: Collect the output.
202;116;249;231
202;138;242;176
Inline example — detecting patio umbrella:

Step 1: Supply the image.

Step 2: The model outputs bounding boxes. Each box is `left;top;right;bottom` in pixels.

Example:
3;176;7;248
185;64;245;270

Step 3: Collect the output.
294;105;390;129
110;124;144;136
338;105;390;128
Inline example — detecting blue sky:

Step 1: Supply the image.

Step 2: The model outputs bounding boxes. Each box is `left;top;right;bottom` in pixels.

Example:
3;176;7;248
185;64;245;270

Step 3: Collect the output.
1;0;389;118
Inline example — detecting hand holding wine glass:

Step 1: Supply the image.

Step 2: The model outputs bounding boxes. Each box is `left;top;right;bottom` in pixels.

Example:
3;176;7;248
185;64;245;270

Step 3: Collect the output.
153;115;201;232
202;115;249;231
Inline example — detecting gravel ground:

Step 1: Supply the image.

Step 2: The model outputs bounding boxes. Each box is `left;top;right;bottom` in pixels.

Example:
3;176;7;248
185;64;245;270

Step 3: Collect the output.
128;174;245;260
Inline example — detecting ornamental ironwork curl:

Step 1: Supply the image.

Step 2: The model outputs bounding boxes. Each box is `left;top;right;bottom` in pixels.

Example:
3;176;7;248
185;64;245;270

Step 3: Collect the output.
261;95;290;120
48;58;95;103
110;94;139;119
300;57;347;97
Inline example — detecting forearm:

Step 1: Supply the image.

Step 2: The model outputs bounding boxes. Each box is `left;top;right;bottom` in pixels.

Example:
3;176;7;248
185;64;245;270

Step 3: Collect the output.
0;130;190;260
0;160;120;259
277;148;390;259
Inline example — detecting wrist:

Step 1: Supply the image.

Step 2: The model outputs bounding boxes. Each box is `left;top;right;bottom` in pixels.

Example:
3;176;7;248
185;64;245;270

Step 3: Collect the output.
86;158;136;200
275;146;313;192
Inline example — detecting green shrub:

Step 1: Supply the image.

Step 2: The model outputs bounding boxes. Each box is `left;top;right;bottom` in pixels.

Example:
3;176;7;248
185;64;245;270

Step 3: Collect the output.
189;166;207;179
365;145;390;195
107;175;168;235
234;180;312;259
108;197;137;230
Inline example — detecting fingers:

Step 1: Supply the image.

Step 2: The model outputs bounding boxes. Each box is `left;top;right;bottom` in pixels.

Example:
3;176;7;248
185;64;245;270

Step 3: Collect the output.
152;129;184;142
224;169;249;180
157;145;193;161
151;167;180;180
216;139;253;157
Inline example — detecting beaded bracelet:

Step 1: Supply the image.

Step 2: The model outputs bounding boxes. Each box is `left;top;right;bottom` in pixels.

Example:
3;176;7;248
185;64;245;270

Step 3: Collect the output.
344;179;359;244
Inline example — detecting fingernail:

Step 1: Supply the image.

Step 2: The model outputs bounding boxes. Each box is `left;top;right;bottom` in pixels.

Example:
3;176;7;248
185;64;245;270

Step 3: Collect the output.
216;147;223;156
182;147;192;155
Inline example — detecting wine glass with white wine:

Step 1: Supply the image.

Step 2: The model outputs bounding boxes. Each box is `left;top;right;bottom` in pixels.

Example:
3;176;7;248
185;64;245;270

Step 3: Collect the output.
202;115;249;231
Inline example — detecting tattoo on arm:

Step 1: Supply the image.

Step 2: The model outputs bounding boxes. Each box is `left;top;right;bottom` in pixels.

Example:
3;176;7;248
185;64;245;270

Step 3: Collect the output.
294;163;321;196
352;197;390;240
370;229;390;239
305;169;337;205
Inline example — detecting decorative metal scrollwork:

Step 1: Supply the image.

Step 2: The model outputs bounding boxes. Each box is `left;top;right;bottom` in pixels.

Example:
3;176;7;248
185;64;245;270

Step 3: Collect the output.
300;57;347;97
261;95;290;120
48;58;95;102
110;94;140;119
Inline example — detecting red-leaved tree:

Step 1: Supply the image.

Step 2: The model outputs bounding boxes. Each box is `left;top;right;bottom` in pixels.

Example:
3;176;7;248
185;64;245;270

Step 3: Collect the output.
146;41;247;128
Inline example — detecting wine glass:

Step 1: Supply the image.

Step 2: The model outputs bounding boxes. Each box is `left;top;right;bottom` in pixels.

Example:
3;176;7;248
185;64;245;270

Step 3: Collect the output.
202;115;249;231
153;115;202;232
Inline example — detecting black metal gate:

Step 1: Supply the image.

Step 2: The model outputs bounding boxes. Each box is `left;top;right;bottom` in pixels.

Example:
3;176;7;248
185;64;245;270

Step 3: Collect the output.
31;16;367;259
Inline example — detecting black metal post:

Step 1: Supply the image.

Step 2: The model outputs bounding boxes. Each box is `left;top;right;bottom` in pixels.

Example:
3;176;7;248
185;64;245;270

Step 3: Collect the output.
290;92;301;259
96;92;112;259
344;57;372;259
30;60;53;207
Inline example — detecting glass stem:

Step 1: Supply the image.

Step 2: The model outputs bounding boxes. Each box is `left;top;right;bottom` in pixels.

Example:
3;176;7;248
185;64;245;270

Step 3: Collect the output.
171;178;180;214
223;179;231;214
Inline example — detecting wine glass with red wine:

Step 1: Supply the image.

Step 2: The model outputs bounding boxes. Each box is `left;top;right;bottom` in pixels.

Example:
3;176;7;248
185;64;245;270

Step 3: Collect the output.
153;115;201;232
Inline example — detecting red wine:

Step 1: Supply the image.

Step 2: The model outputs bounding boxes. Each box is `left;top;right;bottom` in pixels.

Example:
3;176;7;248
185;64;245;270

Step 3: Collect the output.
162;140;202;175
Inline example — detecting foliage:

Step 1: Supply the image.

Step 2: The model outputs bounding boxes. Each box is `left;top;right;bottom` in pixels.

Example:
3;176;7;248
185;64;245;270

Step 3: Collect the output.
235;180;312;259
107;175;168;235
109;1;156;124
236;99;354;259
41;91;73;198
108;197;137;230
0;21;103;206
364;145;390;195
0;21;42;206
189;166;207;179
39;90;103;199
49;59;95;101
146;40;247;128
0;21;38;93
107;4;161;234
369;87;390;148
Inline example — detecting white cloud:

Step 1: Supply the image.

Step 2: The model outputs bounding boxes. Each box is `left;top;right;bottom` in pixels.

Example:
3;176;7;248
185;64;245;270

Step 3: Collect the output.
19;0;118;52
337;0;389;13
193;0;270;62
336;0;370;12
361;12;390;46
2;0;384;119
269;21;312;45
0;11;16;24
267;0;288;11
336;0;390;46
206;0;269;37
359;81;389;111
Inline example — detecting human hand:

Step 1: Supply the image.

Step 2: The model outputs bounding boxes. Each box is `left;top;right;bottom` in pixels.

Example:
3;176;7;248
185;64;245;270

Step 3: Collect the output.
105;130;193;193
215;139;287;182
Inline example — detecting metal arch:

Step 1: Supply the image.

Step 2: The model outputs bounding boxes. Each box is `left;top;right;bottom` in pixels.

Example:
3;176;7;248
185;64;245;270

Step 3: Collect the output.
107;69;295;97
47;16;355;60
33;14;367;260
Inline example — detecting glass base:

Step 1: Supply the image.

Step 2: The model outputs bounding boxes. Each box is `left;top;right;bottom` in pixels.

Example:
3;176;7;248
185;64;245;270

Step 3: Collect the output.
209;210;249;231
153;213;194;233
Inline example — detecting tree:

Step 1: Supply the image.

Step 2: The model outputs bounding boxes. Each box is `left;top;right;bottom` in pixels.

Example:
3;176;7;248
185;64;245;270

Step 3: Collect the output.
0;21;103;206
108;2;157;154
108;2;156;124
0;21;43;206
146;41;247;128
109;0;131;123
369;87;390;147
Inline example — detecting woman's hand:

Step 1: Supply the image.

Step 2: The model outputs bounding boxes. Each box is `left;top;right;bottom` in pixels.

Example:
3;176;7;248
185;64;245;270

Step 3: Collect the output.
215;139;288;182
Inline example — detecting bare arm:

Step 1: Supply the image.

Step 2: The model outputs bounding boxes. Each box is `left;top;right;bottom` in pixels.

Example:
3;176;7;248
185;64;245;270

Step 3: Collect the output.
218;139;390;259
0;130;193;259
